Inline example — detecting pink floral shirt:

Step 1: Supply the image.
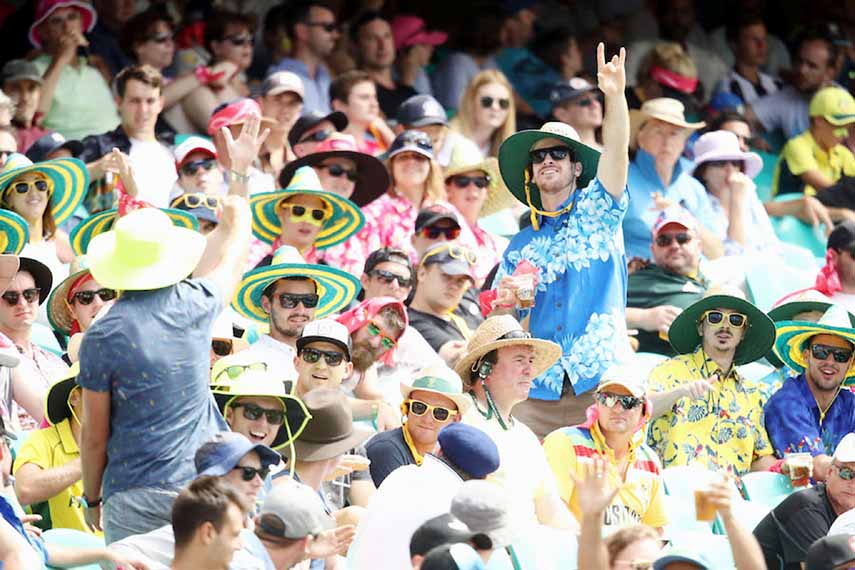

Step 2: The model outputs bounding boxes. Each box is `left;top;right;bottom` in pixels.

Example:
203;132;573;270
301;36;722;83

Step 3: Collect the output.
246;236;319;269
468;221;509;285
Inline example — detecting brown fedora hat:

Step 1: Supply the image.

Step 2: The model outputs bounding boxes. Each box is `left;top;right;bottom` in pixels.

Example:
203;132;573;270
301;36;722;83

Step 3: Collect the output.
292;388;371;462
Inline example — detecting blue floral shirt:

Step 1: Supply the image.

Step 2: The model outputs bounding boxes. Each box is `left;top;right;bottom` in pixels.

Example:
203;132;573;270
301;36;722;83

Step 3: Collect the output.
763;373;855;458
496;178;628;400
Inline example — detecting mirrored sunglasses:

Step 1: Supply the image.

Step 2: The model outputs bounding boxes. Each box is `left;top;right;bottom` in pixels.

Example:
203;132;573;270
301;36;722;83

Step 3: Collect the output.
420;226;460;240
529;146;572;164
701;310;747;328
300;346;346;366
72;288;116;305
595;391;644;410
406;399;458;422
836;464;855;481
367;321;396;350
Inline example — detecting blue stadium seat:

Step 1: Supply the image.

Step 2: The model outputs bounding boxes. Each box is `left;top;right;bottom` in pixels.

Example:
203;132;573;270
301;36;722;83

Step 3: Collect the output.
44;528;105;570
739;472;794;510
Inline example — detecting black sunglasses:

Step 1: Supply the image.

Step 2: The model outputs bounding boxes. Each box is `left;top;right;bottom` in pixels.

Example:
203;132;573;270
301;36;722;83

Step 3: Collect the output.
319;163;358;182
655;232;692;247
224;34;252;46
232;402;285;425
529;146;572;164
278;293;319;309
449;175;489;189
306;21;337;33
810;344;854;363
595;391;644;410
72;288;117;305
180;159;217;177
1;288;40;305
301;347;346;366
298;129;332;145
479;96;510;110
233;465;271;481
573;96;598;107
368;269;412;288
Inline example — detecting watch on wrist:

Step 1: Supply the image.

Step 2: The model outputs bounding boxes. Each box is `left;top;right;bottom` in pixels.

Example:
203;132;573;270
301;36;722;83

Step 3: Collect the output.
228;170;250;183
81;495;102;509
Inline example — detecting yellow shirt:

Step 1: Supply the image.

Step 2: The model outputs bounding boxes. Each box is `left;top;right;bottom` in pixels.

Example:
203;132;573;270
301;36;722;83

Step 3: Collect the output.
12;419;93;534
647;348;773;476
773;130;855;196
543;421;667;530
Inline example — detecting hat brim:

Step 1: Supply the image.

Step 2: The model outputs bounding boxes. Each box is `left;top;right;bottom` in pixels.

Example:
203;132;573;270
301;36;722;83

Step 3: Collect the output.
0;157;89;226
498;130;601;210
280;151;391;207
214;391;312;450
46;376;77;425
825;113;855;126
19;256;52;304
46;268;89;335
403;30;448;47
232;261;361;324
667;294;776;365
690;149;763;179
87;226;206;291
445;157;517;218
292;425;372;461
29;2;96;48
70;208;199;256
0;209;29;255
765;300;845;368
250;189;365;247
289;112;349;147
773;320;855;381
629;109;705;149
454;337;562;386
653;554;709;570
400;384;472;414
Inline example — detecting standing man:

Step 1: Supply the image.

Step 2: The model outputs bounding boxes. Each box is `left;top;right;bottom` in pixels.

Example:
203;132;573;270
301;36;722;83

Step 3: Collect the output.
79;118;267;543
491;43;630;437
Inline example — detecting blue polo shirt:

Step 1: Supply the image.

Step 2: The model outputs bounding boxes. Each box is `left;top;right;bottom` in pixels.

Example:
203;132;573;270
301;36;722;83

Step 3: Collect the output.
624;149;717;260
764;373;855;458
496;178;628;400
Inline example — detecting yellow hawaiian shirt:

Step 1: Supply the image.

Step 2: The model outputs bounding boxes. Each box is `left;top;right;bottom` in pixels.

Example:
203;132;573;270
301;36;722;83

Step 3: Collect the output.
647;348;773;476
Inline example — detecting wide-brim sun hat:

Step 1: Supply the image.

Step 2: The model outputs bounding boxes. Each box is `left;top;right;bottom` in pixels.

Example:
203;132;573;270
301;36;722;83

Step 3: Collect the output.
87;208;207;291
454;315;562;387
70;207;199;256
0;209;29;254
629;97;705;150
667;287;775;365
212;369;312;450
46;258;94;336
19;256;53;304
444;140;516;218
45;362;79;425
232;246;361;324
774;304;855;381
401;365;472;414
291;388;372;462
0;153;88;226
689;130;763;178
497;121;601;212
250;166;365;247
29;0;96;49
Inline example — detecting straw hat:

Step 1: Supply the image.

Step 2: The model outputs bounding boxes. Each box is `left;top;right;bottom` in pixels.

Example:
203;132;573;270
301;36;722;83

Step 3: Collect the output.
0;153;88;226
45;362;79;425
444;140;515;218
629;98;705;149
87;208;206;291
690;130;762;178
773;304;855;381
453;315;562;387
70;207;199;256
46;257;94;336
400;365;471;414
0;209;28;255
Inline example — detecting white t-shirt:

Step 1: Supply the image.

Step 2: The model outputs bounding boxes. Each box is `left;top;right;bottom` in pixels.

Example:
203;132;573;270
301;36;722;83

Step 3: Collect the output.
129;138;178;207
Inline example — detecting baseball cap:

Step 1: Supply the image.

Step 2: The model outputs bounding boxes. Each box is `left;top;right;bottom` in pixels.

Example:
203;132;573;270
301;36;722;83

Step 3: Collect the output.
363;247;414;277
653;549;710;570
834;433;855;463
388;129;435;160
450;480;518;548
806;534;855;570
652;206;697;236
707;91;745;114
597;363;647;398
549;77;597;107
415;208;460;233
288;111;349;148
828;220;855;251
410;513;476;558
0;413;16;441
397;95;448;127
421;243;477;281
437;423;499;479
258;480;335;539
809;87;855;126
297;318;352;359
194;431;280;476
173;135;217;165
421;543;486;570
261;71;304;99
25;132;83;163
1;59;43;86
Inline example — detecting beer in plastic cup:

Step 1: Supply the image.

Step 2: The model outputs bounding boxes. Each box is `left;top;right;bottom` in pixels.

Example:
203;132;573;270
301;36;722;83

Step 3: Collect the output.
785;452;813;487
694;487;716;522
515;275;535;309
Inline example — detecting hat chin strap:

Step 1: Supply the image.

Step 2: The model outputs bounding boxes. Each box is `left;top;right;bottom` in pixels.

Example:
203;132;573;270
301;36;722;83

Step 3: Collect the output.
524;169;575;231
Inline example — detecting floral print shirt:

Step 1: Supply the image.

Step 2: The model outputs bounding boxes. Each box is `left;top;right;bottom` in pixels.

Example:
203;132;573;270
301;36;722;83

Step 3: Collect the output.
647;347;774;476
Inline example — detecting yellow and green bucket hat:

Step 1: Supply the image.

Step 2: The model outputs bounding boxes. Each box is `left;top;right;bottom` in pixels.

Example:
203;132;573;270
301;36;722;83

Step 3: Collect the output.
69;207;199;256
0;153;88;226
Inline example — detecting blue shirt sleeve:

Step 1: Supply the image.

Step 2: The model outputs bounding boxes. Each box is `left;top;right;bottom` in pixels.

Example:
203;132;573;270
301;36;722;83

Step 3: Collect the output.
175;278;222;330
763;384;823;457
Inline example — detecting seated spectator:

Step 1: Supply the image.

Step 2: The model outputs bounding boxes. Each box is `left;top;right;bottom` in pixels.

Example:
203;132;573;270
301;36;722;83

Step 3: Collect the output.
390;15;446;98
648;288;777;475
549;77;603;151
257;71;304;173
543;364;667;531
409;513;484;569
352;12;418;120
287;110;349;159
172;136;223;196
0;129;17;170
714;13;781;105
754;433;855;570
232;246;360;379
290;318;353;398
448;70;516;158
269;1;339;115
171;193;220;235
806;533;855;570
765;305;855;478
773;87;855;218
626;208;707;355
820;222;855;313
410;207;464;261
28;0;120;141
25;132;82;163
455;315;574;529
1;60;50;154
46;261;116;349
396;94;474;168
366;365;469;486
625;42;701;115
691;130;780;255
330;70;394;155
80;65;176;208
625;98;721;260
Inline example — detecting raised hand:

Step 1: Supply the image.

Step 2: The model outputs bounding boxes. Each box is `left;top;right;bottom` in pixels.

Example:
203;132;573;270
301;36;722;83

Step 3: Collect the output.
597;42;627;98
222;113;270;175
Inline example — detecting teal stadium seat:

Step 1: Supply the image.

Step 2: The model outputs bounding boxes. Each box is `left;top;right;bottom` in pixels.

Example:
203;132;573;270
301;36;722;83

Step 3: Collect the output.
44;528;105;570
739;472;794;510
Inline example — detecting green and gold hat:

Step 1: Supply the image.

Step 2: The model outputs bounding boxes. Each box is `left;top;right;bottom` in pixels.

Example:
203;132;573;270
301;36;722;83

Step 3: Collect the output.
249;166;364;247
45;362;80;426
0;153;88;226
232;245;361;324
70;207;199;256
400;365;471;414
773;304;855;381
0;209;28;254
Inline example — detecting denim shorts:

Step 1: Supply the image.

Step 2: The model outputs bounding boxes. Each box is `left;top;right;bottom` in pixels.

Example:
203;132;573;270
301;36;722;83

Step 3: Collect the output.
103;486;180;544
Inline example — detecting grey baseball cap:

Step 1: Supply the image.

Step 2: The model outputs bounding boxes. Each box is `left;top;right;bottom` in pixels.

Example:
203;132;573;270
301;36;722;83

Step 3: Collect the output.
258;481;335;539
450;480;519;548
397;95;448;127
1;59;43;86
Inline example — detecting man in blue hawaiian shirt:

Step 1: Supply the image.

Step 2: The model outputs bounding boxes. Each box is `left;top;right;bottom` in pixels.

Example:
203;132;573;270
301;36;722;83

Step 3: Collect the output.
490;43;630;438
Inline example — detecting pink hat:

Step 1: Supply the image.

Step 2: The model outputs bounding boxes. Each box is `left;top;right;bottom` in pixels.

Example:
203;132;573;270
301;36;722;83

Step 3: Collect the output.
391;15;447;50
207;98;275;136
312;132;359;153
690;130;763;178
652;206;698;236
29;0;97;49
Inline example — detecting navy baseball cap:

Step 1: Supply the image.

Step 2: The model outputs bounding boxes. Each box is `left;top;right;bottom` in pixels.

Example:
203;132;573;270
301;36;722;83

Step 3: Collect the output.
397;95;448;127
437;423;499;479
195;431;281;476
388;130;435;160
287;111;348;148
25;132;83;163
549;77;597;107
411;513;476;558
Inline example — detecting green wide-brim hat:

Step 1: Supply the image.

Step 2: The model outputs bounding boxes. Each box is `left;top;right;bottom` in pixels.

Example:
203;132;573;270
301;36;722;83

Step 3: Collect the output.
45;362;80;426
497;122;600;211
0;153;88;226
773;304;855;381
0;209;29;254
70;207;199;256
668;293;776;365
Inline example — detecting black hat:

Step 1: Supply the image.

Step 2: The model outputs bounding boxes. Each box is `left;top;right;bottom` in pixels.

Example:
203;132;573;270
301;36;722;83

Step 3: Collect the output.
806;534;855;570
421;543;485;570
25;132;83;163
829;220;855;251
410;514;476;558
288;111;348;148
19;257;53;304
415;208;460;233
397;95;448;127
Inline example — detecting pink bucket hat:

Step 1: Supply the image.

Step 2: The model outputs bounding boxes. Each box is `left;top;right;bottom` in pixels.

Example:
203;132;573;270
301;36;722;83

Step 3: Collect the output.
29;0;96;49
391;15;447;50
690;130;763;178
207;98;276;136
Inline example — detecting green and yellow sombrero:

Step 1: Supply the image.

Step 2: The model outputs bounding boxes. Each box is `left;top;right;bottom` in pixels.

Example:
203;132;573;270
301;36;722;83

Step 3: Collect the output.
232;245;361;324
250;166;364;248
773;304;855;382
0;153;88;226
0;209;29;254
69;207;199;256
